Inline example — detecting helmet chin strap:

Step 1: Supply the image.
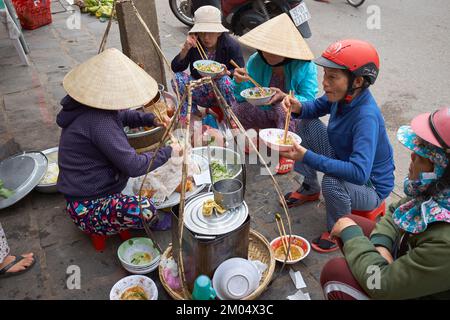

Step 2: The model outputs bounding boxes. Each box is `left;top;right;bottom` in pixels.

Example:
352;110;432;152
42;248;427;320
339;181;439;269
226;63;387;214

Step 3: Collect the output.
342;74;364;104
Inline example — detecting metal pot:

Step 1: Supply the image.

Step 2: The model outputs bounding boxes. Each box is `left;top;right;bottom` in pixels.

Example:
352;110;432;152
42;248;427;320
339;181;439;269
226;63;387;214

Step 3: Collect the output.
212;178;244;210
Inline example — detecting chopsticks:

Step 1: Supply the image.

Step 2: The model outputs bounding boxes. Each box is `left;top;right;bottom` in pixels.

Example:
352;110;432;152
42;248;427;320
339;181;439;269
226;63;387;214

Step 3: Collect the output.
196;38;208;60
229;59;266;94
283;90;294;144
275;213;293;261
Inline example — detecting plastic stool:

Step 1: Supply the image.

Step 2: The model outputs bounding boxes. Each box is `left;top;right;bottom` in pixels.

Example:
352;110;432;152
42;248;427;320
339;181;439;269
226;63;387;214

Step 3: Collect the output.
90;230;131;251
351;201;386;221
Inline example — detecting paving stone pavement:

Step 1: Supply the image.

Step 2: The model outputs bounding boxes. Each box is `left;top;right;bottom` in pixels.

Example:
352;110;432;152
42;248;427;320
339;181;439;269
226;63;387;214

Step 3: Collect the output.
0;1;403;300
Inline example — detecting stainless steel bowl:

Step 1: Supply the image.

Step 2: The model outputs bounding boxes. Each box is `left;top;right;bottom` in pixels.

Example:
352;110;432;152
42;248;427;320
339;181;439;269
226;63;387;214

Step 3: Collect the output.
212;178;244;210
35;147;59;193
192;146;243;182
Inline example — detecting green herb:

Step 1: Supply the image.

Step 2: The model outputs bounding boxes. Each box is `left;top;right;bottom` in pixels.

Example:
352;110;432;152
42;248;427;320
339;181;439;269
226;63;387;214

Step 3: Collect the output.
0;179;13;199
211;160;233;182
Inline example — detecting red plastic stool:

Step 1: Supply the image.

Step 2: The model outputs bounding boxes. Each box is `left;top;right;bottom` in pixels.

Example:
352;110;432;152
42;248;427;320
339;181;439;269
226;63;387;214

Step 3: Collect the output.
90;230;132;251
351;201;386;221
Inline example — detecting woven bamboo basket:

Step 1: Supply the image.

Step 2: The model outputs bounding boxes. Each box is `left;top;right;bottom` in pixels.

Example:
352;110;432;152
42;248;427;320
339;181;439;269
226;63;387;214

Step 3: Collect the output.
159;229;275;300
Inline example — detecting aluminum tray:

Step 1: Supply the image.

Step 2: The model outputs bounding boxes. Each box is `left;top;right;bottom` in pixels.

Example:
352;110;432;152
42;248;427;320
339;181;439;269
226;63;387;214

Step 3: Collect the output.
183;192;249;236
0;152;47;210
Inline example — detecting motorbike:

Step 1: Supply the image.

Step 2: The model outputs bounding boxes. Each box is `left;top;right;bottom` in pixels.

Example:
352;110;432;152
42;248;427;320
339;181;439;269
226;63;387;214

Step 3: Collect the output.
169;0;312;38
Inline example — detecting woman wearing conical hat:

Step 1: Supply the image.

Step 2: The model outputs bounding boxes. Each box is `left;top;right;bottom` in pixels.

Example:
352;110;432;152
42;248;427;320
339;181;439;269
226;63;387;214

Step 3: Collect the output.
171;5;244;119
57;48;181;236
231;14;318;173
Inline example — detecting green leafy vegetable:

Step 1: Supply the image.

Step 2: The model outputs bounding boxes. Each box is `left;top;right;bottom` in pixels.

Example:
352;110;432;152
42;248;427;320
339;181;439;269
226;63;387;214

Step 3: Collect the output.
0;179;13;199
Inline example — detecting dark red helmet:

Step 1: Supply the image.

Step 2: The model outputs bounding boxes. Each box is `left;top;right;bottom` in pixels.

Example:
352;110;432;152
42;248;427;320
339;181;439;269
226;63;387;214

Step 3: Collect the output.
315;39;380;85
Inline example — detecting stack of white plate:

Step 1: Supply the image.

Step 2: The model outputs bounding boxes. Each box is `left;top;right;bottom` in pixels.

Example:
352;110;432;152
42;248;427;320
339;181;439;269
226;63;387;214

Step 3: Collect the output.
117;238;161;275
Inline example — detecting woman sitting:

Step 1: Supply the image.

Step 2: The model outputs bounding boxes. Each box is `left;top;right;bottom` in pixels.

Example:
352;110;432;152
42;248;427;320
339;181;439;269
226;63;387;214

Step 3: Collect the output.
57;48;180;236
231;14;317;172
321;108;450;300
171;5;244;118
280;40;395;252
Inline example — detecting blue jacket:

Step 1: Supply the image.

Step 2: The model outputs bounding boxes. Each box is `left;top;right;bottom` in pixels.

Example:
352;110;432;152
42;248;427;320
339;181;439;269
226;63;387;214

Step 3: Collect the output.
233;52;318;106
296;90;395;200
171;33;245;80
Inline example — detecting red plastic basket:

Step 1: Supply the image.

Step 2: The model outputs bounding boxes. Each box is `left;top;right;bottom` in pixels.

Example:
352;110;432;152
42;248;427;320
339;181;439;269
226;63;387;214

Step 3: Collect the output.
12;0;52;30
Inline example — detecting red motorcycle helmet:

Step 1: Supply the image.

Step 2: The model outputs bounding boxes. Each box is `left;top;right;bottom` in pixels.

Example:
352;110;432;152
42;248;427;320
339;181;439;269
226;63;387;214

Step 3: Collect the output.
315;39;380;85
411;107;450;153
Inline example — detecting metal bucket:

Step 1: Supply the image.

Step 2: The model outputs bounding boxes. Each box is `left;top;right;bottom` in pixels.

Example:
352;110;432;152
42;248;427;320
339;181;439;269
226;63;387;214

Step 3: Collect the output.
212;178;244;210
170;202;250;291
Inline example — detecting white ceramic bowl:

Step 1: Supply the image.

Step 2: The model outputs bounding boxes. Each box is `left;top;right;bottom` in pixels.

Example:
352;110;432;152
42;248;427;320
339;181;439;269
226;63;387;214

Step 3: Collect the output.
117;238;161;270
240;87;275;107
110;275;158;300
193;60;224;78
122;261;160;275
270;235;311;264
259;128;302;152
212;258;261;300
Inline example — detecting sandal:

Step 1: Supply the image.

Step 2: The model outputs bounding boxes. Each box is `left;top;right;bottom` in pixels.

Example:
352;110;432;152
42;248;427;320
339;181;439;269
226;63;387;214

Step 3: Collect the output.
311;232;339;253
0;254;36;278
275;157;294;174
282;189;320;208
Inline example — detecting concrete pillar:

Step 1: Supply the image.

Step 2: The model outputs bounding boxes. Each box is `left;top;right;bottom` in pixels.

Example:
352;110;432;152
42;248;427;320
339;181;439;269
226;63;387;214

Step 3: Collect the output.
116;0;166;87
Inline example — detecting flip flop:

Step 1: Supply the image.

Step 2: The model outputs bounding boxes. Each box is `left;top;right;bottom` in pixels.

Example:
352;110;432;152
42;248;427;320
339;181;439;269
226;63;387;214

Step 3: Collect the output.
0;255;36;278
311;232;339;253
282;190;320;208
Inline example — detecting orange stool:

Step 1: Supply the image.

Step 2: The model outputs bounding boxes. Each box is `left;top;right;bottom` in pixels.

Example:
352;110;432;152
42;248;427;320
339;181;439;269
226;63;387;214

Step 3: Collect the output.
90;230;131;251
351;201;386;221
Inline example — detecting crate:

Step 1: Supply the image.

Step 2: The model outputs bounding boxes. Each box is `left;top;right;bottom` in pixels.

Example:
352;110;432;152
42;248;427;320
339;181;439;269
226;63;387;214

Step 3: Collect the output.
12;0;52;30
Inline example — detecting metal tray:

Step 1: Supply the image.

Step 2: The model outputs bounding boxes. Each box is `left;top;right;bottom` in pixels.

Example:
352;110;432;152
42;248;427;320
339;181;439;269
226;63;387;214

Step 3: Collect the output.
122;153;209;209
0;152;47;210
183;192;249;236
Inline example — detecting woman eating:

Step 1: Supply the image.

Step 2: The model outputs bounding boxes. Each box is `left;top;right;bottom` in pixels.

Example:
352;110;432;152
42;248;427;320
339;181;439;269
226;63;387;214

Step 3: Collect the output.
231;14;318;173
321;108;450;300
171;5;244;118
57;48;180;236
280;39;395;252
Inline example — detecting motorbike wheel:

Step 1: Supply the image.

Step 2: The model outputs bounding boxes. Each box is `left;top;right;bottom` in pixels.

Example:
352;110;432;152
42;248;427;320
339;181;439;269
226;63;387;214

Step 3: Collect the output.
346;0;366;7
169;0;195;27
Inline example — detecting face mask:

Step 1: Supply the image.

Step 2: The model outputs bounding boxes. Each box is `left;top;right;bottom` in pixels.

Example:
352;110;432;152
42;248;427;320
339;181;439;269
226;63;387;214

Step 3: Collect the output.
403;172;438;197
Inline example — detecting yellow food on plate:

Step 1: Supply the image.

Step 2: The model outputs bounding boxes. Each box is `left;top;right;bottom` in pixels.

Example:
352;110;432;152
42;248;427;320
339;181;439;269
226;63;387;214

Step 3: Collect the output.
175;177;194;193
274;244;304;261
202;199;226;217
120;285;149;300
41;162;59;185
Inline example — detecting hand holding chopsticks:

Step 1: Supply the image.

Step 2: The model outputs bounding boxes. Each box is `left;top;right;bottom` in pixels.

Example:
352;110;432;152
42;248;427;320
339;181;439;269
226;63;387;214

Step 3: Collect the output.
283;90;294;144
275;213;293;260
230;59;266;94
195;38;208;61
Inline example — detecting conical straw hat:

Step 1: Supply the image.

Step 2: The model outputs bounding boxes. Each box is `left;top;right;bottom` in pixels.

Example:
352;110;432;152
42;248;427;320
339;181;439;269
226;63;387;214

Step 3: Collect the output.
63;48;158;110
238;13;314;61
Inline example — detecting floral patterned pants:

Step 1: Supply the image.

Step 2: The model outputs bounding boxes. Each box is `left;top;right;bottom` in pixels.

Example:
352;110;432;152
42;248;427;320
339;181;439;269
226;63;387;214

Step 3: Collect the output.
171;72;236;116
66;194;157;236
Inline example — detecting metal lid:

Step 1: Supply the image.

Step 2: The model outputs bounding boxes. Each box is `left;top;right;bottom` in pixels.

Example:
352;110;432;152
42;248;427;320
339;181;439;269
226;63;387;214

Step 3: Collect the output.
183;192;248;236
0;152;47;210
